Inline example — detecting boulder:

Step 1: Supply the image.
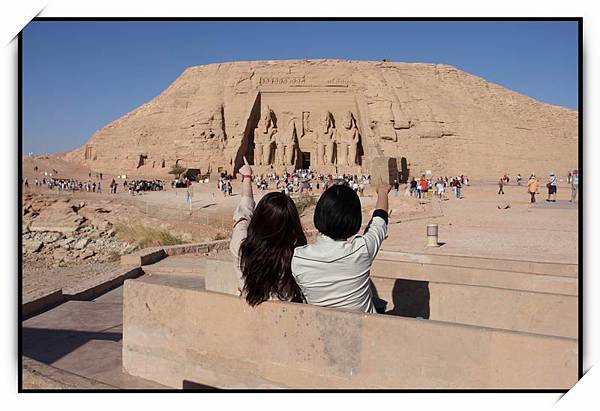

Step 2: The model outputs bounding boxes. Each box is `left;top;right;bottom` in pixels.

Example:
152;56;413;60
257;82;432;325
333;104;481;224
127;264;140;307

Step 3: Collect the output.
23;240;43;254
39;232;63;244
29;201;85;233
81;250;95;259
52;248;67;261
73;238;90;250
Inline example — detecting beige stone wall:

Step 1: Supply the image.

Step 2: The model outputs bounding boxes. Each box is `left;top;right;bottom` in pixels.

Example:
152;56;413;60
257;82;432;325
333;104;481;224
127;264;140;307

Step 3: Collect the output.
66;60;578;179
123;276;577;389
370;276;577;338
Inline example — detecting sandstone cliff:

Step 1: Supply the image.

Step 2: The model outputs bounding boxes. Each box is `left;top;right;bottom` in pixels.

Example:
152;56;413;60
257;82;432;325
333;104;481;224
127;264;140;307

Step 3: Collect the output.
65;59;578;179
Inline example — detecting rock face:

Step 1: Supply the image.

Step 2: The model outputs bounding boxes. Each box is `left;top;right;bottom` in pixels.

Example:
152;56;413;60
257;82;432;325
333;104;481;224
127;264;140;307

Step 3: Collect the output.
66;59;578;179
29;201;86;233
22;193;137;267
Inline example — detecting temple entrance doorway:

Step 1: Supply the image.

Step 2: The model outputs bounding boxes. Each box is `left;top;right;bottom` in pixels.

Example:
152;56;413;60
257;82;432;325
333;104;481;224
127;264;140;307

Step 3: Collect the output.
301;152;311;170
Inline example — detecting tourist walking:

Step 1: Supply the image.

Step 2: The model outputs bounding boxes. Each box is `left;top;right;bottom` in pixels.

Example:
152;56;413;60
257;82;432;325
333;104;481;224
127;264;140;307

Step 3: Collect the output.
418;177;427;199
546;172;558;202
498;176;505;195
455;177;462;199
410;178;418;197
516;174;522;186
570;170;579;202
527;174;538;203
393;179;400;197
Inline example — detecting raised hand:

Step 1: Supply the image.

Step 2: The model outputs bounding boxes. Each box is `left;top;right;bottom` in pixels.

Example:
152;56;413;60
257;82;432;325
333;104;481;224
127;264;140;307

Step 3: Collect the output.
239;156;253;177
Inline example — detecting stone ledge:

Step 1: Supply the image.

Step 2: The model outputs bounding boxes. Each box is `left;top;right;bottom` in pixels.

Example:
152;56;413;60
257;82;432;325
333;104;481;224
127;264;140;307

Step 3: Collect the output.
163;239;230;256
22;289;64;320
120;247;166;266
378;249;578;277
120;240;231;266
22;266;143;320
64;266;143;300
22;356;115;389
123;277;578;389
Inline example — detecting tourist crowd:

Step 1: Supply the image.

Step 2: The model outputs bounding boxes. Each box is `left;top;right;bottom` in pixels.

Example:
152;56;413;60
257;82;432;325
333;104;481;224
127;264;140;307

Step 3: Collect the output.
30;177;105;193
251;169;372;197
403;175;469;200
124;179;165;195
522;170;579;204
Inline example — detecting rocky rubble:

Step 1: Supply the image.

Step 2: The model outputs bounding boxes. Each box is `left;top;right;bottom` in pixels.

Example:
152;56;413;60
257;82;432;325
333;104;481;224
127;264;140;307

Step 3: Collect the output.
22;193;137;268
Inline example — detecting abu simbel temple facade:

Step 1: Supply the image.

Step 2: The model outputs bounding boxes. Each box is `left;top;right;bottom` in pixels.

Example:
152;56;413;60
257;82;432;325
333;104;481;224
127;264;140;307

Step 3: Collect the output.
66;60;578;179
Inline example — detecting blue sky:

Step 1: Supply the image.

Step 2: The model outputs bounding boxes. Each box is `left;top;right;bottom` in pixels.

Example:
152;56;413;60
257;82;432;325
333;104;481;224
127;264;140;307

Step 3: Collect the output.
23;20;579;155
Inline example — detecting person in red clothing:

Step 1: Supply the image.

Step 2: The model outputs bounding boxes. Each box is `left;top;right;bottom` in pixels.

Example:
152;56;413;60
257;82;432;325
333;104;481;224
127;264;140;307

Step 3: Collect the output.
419;177;428;198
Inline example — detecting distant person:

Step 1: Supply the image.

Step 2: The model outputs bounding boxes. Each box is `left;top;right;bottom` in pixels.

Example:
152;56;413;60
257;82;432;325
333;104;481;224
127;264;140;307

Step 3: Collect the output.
230;158;307;306
291;183;390;313
410;178;417;196
498;176;505;195
418;177;427;199
570;170;579;203
454;177;462;199
435;179;445;198
393;179;400;197
546;172;558;202
527;174;539;203
227;181;233;196
221;179;228;197
516;174;522;186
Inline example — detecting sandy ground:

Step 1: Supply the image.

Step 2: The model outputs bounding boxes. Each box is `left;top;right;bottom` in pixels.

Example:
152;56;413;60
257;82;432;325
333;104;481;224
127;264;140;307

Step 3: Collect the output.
383;181;578;263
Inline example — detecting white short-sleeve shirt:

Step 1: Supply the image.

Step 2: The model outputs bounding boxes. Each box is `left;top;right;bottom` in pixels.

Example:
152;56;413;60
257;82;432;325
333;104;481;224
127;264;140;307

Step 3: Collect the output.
291;216;388;313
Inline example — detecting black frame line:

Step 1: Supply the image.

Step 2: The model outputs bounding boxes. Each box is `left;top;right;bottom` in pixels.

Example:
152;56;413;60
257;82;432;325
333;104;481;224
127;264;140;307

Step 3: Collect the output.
17;16;584;394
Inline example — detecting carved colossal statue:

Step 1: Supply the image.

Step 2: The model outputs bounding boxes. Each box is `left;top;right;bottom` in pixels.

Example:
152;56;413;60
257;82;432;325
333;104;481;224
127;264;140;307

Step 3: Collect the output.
317;111;335;166
253;107;277;166
338;111;360;166
275;118;298;166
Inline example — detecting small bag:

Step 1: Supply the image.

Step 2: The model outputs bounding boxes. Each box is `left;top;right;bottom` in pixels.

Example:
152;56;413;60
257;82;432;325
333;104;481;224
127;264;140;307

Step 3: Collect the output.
546;182;551;189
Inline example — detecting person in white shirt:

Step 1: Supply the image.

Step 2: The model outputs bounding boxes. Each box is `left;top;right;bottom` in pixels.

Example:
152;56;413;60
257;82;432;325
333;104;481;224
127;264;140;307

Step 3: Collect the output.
546;172;558;202
292;183;390;313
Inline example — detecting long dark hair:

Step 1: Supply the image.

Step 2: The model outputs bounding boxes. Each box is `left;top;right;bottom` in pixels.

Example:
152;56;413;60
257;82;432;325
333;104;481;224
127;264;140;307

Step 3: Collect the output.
239;192;307;306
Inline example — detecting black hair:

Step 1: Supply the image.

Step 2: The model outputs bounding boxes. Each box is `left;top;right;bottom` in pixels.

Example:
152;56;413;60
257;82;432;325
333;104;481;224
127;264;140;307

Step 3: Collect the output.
314;184;362;240
239;192;307;306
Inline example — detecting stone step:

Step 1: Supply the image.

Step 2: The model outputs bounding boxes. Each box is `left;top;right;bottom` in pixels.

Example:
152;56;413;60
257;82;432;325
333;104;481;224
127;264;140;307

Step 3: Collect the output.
371;258;578;296
377;249;578;277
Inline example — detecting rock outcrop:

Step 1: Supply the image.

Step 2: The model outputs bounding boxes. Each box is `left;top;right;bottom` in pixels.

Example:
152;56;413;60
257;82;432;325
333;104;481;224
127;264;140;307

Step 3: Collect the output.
22;193;136;268
65;59;578;179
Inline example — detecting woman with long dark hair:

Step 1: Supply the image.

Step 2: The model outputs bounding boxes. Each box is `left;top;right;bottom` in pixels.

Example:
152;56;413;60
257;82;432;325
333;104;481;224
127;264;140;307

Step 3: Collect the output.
229;158;307;306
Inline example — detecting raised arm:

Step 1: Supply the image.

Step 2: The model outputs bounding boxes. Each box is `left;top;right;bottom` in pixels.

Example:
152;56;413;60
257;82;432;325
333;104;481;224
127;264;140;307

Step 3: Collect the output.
362;184;391;260
229;157;255;261
239;157;254;199
374;184;389;214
